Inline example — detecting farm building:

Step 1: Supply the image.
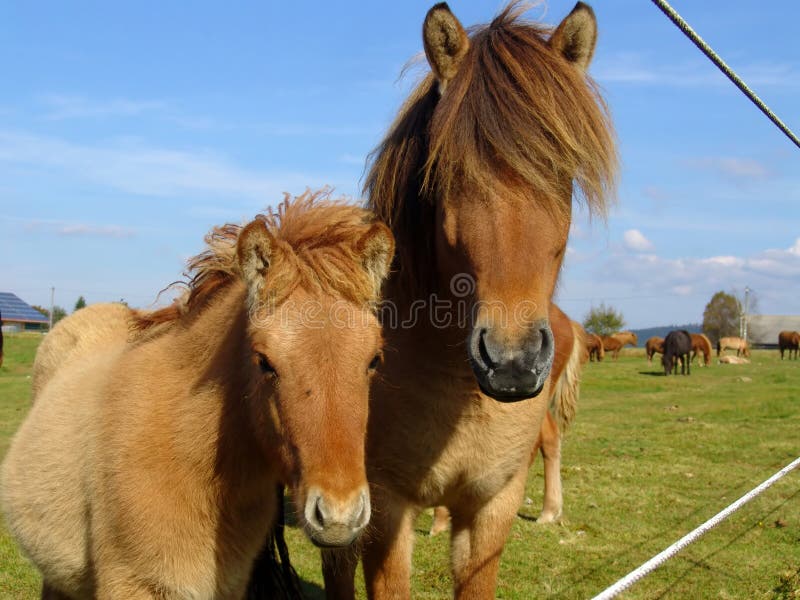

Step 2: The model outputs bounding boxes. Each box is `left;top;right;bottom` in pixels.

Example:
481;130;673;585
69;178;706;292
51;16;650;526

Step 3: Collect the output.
0;292;49;332
746;314;800;349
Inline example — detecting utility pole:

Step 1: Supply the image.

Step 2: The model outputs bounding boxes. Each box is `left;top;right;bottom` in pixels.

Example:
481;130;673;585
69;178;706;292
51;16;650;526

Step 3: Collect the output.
742;286;750;343
49;286;54;331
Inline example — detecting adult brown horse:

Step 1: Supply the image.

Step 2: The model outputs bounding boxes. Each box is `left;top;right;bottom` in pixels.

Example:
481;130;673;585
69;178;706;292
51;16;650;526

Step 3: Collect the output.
320;2;616;598
586;331;605;361
602;331;638;360
1;193;394;599
429;309;588;535
690;332;712;367
718;336;750;357
645;336;664;363
779;330;799;360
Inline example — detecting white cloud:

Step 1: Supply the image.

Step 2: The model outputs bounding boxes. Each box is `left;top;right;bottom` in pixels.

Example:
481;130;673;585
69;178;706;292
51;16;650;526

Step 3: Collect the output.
623;229;654;252
20;218;136;239
685;157;771;180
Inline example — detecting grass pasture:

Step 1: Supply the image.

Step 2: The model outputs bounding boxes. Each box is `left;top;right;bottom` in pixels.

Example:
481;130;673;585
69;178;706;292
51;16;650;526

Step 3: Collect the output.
1;335;798;598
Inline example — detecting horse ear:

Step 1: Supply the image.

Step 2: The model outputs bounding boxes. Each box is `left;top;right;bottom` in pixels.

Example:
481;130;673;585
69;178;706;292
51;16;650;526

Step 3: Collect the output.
423;2;470;94
357;222;395;298
549;2;598;72
236;220;275;300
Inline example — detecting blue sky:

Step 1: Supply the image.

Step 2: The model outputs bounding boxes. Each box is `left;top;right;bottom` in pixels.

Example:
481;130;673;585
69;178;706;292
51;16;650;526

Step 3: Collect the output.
1;1;798;328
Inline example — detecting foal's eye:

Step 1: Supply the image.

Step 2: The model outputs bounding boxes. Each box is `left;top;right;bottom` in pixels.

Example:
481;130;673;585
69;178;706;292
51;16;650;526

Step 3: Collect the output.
257;353;276;376
368;353;382;372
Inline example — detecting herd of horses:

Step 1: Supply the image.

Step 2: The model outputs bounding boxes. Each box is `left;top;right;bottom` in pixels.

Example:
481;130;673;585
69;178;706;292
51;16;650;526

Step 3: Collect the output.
1;3;618;599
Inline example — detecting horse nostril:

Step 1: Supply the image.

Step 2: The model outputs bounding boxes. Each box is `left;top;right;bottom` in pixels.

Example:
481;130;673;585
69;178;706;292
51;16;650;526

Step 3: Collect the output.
477;328;495;369
314;497;326;529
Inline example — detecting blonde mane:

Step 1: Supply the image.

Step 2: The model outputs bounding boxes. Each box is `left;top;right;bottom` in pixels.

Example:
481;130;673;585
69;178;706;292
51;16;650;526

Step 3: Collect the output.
365;2;618;291
135;189;381;330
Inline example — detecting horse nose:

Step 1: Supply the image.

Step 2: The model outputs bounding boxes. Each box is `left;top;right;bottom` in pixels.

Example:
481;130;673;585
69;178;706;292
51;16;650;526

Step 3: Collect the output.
303;487;370;547
468;321;554;401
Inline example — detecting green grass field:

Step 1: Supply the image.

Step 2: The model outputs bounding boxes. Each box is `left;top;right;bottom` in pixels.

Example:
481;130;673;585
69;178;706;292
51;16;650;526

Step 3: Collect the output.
1;335;798;598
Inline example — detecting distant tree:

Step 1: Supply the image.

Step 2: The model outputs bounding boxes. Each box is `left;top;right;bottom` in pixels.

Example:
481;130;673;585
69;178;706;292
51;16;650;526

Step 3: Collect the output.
32;305;49;318
702;291;741;343
583;303;626;337
74;296;87;312
51;306;67;326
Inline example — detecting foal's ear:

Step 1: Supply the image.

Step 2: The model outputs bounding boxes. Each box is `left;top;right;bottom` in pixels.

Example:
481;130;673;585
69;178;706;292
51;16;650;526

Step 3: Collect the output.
237;220;275;291
356;222;395;298
549;2;598;72
423;2;470;94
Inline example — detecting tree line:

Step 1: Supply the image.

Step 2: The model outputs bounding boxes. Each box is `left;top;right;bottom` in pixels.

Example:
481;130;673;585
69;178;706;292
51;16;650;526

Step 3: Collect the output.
583;290;753;343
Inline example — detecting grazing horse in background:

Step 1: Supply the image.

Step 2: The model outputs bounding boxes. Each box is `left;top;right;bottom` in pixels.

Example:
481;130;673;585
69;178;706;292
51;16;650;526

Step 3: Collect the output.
317;2;617;598
778;330;799;360
645;336;664;363
602;331;638;360
1;192;394;600
430;307;588;536
586;331;605;361
717;336;750;357
690;333;712;367
663;330;692;375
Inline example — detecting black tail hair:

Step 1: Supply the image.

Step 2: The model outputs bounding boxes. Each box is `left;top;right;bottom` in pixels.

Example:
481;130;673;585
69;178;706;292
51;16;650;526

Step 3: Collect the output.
246;485;305;600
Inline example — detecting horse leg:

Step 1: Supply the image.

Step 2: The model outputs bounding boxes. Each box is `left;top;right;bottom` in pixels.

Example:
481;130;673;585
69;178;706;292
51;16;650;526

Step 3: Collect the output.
537;411;562;523
361;492;418;600
322;544;360;600
429;506;451;537
449;469;527;599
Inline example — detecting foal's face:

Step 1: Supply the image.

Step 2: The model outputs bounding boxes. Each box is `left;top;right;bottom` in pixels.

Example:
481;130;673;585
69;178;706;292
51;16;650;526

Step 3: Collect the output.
437;188;570;401
247;291;381;547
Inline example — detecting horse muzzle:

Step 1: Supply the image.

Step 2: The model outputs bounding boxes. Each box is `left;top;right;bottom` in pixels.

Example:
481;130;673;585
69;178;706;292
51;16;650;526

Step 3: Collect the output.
302;487;370;547
467;320;554;402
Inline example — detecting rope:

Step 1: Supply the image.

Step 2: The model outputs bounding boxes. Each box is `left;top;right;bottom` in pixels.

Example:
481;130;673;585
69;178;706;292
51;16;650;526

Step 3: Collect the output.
591;455;800;600
650;0;800;150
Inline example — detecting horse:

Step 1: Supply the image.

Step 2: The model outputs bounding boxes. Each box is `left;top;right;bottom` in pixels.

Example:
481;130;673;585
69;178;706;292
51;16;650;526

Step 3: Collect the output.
586;331;605;362
315;3;617;598
717;336;750;357
778;330;799;360
1;191;395;600
645;336;664;363
690;333;712;367
429;308;588;536
662;330;692;375
601;331;638;360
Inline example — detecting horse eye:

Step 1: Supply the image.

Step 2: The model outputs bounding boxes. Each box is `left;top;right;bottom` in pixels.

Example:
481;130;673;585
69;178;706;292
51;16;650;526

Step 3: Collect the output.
257;353;276;376
368;353;382;372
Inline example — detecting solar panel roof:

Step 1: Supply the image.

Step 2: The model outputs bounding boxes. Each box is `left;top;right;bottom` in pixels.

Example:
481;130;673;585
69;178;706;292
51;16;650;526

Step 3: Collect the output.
0;292;49;323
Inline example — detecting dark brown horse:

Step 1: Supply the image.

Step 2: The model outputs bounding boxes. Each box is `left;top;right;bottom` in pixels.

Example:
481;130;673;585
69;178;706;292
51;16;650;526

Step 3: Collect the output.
319;2;617;598
663;330;692;375
779;330;799;360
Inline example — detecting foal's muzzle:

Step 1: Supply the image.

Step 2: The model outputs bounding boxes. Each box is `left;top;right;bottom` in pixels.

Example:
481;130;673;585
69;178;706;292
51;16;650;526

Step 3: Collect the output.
468;320;554;402
303;487;370;547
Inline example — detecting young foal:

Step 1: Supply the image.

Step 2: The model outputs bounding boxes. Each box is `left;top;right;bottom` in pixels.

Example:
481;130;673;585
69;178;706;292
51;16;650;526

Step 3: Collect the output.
1;192;393;599
321;3;616;598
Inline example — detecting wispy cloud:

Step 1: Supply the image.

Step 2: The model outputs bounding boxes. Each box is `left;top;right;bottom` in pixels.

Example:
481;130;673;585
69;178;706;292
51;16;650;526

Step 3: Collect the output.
684;156;772;180
20;217;136;238
0;130;330;201
594;53;800;89
37;94;166;120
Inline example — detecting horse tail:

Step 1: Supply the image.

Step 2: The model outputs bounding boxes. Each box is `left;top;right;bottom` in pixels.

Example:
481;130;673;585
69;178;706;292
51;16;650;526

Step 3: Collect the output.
549;321;586;432
246;486;304;600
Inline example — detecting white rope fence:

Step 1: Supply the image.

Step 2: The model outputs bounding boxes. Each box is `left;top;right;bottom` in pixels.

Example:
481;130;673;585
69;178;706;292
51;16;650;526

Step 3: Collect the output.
591;455;800;600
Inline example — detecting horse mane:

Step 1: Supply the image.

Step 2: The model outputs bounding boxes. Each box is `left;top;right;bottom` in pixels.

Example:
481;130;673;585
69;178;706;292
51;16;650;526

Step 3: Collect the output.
365;1;617;292
133;189;380;331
